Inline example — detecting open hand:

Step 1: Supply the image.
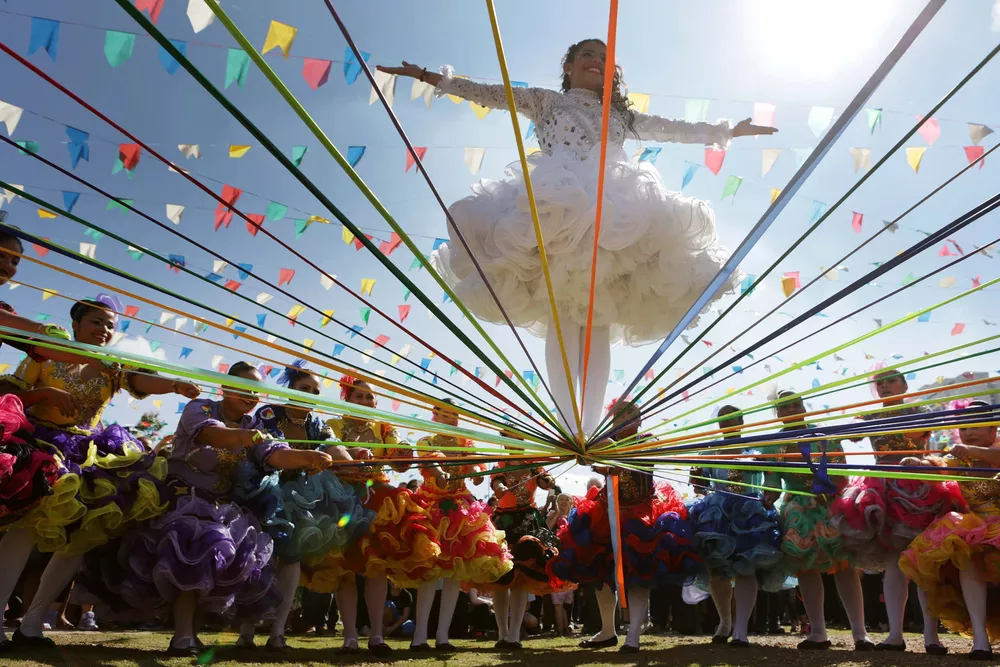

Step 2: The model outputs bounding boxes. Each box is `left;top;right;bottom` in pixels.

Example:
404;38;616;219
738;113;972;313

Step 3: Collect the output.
733;117;778;138
376;61;425;79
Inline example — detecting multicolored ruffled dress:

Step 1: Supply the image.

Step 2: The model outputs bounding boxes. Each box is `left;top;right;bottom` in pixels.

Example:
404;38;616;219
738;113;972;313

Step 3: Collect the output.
900;456;1000;639
300;418;439;591
549;463;700;589
0;394;63;530
476;461;573;595
830;406;966;569
246;405;374;564
2;357;166;555
412;433;512;586
77;399;282;620
688;455;787;590
762;428;852;574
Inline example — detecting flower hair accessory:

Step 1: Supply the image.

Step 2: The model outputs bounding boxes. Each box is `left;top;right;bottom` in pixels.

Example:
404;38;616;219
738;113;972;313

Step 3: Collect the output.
94;293;123;330
340;374;358;402
277;359;309;387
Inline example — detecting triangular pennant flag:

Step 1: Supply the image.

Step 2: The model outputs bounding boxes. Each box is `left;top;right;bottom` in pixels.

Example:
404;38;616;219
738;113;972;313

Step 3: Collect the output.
61;191;80;214
15;141;39;156
770;188;781;204
361;278;376;296
398;304;411;323
681;161;699;190
262;20;297;58
178;144;201;159
916;116;940;145
469;102;490;119
229;145;251;158
369;70;397;107
256;292;273;305
761;148;782;176
808;106;835;137
286;304;305;324
851;212;863;233
411;79;435;108
347;146;366;167
342;226;355;246
136;0;165;23
187;0;215;32
905;146;927;174
721;175;742;200
0;101;23;136
266;201;287;221
179;347;193;359
969;123;994;145
320;274;335;290
965;145;986;169
704;148;725;175
66;127;89;169
809;200;828;223
951;323;965;336
290;145;308;168
278;268;295;286
379;232;403;256
753;102;776;127
406;147;428;173
849;147;871;173
28;18;60;61
158;39;186;75
320;310;334;327
781;271;800;297
225;48;251;89
684;98;709;123
118;143;141;171
104;30;136;68
246;214;265;237
79;243;96;259
41;288;57;301
464;147;486;174
343;46;370;85
302;58;331;89
866;108;882;134
628;93;650;114
166;204;184;224
236;263;253;280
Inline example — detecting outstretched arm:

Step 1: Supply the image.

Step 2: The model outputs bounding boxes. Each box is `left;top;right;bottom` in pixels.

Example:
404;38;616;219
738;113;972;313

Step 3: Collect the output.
632;114;775;148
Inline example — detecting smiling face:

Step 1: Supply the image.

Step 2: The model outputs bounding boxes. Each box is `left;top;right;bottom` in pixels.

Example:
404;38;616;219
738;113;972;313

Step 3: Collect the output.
564;40;606;91
221;367;263;417
73;306;116;346
291;373;320;397
346;381;376;409
0;237;22;286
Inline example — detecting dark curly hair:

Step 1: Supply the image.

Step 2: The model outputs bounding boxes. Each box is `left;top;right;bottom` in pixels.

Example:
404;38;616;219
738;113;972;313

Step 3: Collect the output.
560;39;637;138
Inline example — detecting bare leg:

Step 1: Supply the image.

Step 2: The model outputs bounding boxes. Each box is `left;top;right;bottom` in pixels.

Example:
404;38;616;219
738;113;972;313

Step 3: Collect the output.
171;591;198;650
546;315;582;436
580;326;611;437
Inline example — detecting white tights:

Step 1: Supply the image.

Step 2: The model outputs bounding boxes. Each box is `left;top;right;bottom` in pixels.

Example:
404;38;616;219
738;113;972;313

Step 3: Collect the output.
960;567;992;652
797;569;871;644
20;552;84;638
0;528;37;642
239;562;301;641
412;579;461;646
545;317;611;437
334;573;389;648
883;557;940;646
709;575;757;642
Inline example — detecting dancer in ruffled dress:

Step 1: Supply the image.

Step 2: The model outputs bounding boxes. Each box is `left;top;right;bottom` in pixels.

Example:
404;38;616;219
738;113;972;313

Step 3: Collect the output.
0;296;201;648
688;405;784;647
764;390;873;651
303;376;438;656
379;40;774;435
900;400;1000;660
831;370;964;653
410;400;512;652
480;429;571;650
549;401;700;652
235;361;375;651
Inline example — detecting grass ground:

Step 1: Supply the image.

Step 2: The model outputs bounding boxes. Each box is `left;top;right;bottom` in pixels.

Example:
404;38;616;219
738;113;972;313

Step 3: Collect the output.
0;630;988;667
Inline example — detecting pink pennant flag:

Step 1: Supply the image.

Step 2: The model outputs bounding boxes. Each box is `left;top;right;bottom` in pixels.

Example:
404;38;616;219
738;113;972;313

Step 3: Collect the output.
392;400;401;412
704;148;726;175
246;213;265;236
224;280;241;292
214;184;242;230
135;0;164;23
218;363;230;375
278;268;295;286
119;143;141;170
374;334;390;347
353;233;374;251
32;240;50;257
214;210;233;231
753;102;776;128
644;369;655;381
916;116;940;145
494;375;502;387
965;145;985;169
379;232;403;255
851;212;863;233
938;244;954;257
973;275;982;288
702;340;714;347
682;390;689;402
125;305;139;318
261;365;273;376
406;147;428;173
398;304;411;322
948;239;965;255
951;323;965;336
302;58;331;90
781;271;801;297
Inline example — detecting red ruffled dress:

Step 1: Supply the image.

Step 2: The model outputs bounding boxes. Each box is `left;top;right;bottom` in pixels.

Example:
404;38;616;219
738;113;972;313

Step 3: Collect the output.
0;394;62;529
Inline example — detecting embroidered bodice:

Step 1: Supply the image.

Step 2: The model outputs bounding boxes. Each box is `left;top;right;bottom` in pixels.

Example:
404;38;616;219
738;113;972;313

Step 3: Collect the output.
945;455;1000;515
703;447;765;494
491;460;547;510
763;425;845;493
418;433;485;494
862;404;930;464
435;67;732;162
326;416;408;484
253;405;332;448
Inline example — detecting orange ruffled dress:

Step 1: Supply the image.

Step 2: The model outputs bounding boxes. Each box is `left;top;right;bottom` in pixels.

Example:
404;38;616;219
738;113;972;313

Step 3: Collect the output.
411;434;512;587
900;457;1000;640
300;418;439;591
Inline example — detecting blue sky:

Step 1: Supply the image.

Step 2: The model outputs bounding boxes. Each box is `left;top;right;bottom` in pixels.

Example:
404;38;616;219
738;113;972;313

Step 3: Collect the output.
0;0;999;493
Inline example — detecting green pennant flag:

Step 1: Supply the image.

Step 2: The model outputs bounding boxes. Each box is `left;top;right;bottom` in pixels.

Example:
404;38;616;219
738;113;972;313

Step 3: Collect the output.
291;145;308;168
144;323;153;335
360;307;371;324
294;219;309;239
409;257;422;271
84;228;104;242
721;174;742;200
104;30;136;67
149;340;162;352
127;247;144;260
35;313;51;321
403;288;411;301
225;48;250;89
106;198;133;213
266;201;288;221
15;140;39;156
866;108;882;135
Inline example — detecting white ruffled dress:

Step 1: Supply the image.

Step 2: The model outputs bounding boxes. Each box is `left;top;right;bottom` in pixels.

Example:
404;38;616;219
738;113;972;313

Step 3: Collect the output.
430;67;740;346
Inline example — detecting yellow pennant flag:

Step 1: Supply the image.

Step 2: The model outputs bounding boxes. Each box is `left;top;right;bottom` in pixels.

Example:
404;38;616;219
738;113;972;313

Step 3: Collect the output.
390;354;400;366
906;146;927;174
342;225;355;245
770;188;781;204
627;92;650;114
287;304;306;321
41;288;57;301
303;338;315;349
0;364;9;375
320;309;334;327
153;399;163;409
37;209;57;219
447;76;470;104
262;20;297;58
780;276;797;297
469;102;490;120
307;215;330;225
225;318;235;328
361;278;376;296
322;377;334;389
229;145;252;158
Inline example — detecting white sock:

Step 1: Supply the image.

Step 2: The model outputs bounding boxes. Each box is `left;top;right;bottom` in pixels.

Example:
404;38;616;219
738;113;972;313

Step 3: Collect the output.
335;576;358;645
493;589;510;641
709;575;733;637
624;586;649;648
917;586;941;646
883;559;908;645
364;574;388;645
834;568;870;643
435;578;461;646
797;571;828;642
20;552;83;637
269;562;299;640
960;568;991;652
581;326;610;436
590;584;618;642
508;587;529;644
545;316;581;436
0;528;37;642
411;581;437;646
733;574;758;642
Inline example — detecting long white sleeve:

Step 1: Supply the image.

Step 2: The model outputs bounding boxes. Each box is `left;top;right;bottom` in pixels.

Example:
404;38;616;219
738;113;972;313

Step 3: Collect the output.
632;113;732;149
434;65;554;121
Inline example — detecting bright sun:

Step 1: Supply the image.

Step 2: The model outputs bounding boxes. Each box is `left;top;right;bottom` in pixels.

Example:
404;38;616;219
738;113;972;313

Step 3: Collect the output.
746;0;905;84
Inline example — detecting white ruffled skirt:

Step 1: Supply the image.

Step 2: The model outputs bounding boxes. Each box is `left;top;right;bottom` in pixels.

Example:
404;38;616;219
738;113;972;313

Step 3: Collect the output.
431;145;739;346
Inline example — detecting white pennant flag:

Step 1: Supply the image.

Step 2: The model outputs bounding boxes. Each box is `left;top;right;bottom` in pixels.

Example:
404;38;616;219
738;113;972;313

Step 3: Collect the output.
399;343;413;358
166;204;185;224
807;106;835;137
178;144;201;159
160;312;175;325
361;349;373;365
969;123;994;145
464;147;486;174
213;260;228;273
168;165;190;176
211;354;223;369
0;101;23;136
2;185;23;205
175;317;188;330
760;148;782;176
266;334;277;344
79;242;97;259
369;71;397;108
320;274;335;290
187;0;216;33
8;282;19;290
849;147;872;173
823;268;839;281
256;292;273;305
410;79;434;109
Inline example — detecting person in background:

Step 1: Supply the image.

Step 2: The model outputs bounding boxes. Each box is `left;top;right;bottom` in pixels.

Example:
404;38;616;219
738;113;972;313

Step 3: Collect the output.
384;584;414;639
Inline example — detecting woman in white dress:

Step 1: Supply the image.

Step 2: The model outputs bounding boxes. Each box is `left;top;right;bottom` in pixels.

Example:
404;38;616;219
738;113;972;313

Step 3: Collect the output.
379;39;775;436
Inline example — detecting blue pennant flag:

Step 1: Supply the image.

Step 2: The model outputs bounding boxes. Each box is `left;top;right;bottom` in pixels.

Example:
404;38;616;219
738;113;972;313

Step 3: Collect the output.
176;402;187;414
205;273;224;282
28;18;60;60
256;314;267;327
237;263;253;280
179;347;193;359
158;39;186;75
120;321;130;333
333;344;345;356
233;326;247;339
681;161;699;190
343;46;370;85
65;127;89;169
638;147;661;164
61;191;80;214
347;146;366;167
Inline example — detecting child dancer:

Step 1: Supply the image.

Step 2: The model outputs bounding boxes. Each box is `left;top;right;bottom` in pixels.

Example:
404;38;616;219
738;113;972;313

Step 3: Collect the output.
688;405;785;647
549;401;700;652
304;376;439;657
831;370;964;653
0;296;201;648
235;361;375;651
378;40;775;436
766;390;873;651
78;362;332;656
410;400;512;652
900;400;1000;660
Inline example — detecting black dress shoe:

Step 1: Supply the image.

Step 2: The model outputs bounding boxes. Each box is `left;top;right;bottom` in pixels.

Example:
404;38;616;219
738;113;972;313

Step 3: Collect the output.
969;649;994;661
435;642;456;653
409;643;432;652
712;635;730;645
730;639;751;648
619;644;640;653
507;642;523;650
926;643;949;655
164;640;200;657
876;641;906;652
797;639;832;650
579;636;618;649
494;640;510;649
855;640;876;651
11;630;55;649
368;642;393;657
